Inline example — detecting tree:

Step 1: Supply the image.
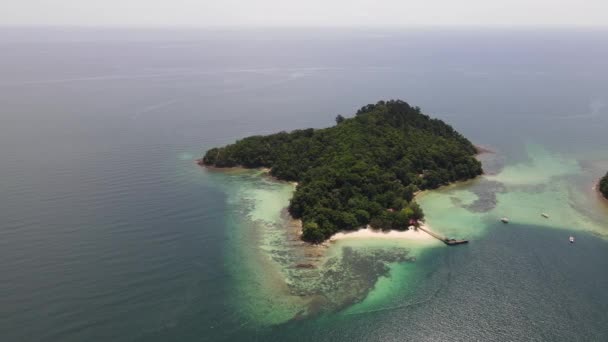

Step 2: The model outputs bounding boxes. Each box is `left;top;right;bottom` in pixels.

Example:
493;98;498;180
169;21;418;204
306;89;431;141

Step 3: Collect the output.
335;114;345;124
302;222;324;243
406;202;424;221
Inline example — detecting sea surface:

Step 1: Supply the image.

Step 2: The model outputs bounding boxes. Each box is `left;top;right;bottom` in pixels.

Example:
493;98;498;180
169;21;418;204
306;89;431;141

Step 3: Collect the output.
1;28;607;341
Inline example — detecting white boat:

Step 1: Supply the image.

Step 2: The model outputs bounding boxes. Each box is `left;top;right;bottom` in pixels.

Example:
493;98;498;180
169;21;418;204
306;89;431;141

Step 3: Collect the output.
541;213;549;218
569;236;575;243
501;217;509;224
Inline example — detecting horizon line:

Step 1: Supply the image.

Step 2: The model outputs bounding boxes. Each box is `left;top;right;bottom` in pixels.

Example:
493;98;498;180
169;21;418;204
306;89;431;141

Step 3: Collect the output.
1;24;608;31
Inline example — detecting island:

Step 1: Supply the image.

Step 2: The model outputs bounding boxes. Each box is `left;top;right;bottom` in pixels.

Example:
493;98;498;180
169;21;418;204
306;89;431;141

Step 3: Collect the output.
600;172;608;200
201;100;483;243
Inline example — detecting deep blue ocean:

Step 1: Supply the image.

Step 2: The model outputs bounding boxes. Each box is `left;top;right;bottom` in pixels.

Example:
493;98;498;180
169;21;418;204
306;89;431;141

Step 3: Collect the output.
0;28;607;341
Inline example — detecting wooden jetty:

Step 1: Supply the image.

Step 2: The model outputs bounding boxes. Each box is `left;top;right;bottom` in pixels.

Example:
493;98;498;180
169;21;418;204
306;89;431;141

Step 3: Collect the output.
417;226;469;246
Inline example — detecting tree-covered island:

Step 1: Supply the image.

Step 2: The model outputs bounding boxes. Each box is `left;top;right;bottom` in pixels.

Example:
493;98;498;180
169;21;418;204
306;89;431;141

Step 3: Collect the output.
600;173;608;200
202;100;482;242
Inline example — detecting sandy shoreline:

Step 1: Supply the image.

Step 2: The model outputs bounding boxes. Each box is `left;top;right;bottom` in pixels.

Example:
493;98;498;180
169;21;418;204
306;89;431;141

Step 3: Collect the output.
329;225;435;242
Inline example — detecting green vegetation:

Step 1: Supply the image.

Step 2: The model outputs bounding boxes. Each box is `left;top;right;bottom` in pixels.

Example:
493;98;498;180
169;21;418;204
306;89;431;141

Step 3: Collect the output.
600;173;608;199
203;100;482;242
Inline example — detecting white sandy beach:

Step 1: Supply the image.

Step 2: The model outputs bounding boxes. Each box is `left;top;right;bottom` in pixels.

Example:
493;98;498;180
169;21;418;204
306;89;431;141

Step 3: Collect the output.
329;225;435;241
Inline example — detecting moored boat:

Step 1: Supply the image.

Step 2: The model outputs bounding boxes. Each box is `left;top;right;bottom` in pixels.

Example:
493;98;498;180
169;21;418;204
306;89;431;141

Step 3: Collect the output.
501;217;509;224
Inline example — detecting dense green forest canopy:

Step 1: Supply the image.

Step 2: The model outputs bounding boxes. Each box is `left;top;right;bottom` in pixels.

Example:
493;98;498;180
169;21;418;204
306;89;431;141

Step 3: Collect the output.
600;173;608;199
202;100;482;242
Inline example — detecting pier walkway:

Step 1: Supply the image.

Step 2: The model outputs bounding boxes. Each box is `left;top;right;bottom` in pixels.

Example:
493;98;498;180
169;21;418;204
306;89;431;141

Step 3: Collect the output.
417;226;469;246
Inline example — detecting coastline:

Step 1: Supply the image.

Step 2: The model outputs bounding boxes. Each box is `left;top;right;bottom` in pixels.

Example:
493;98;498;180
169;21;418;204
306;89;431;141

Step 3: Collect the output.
198;161;298;186
196;160;264;172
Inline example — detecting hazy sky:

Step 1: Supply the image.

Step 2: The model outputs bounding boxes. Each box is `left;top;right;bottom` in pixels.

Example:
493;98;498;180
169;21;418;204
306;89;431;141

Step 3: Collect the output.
3;0;607;27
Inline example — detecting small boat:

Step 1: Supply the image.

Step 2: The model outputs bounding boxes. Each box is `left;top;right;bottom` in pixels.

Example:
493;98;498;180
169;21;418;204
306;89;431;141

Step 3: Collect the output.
541;213;549;218
569;236;575;243
500;217;509;224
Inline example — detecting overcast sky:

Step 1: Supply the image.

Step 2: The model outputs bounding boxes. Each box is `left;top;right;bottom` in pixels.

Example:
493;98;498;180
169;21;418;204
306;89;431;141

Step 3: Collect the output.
2;0;607;27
